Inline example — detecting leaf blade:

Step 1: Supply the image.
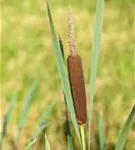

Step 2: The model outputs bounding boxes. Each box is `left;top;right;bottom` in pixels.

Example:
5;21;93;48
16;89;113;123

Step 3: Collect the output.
38;101;56;125
25;139;36;150
45;134;51;150
98;114;105;150
0;90;18;149
47;2;81;143
16;74;40;142
88;0;104;148
115;105;135;150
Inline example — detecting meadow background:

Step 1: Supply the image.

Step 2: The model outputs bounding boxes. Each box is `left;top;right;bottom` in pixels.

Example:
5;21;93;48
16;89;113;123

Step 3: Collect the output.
1;0;135;149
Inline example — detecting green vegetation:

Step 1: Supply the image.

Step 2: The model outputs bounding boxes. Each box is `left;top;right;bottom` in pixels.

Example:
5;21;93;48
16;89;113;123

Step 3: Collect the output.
1;0;135;149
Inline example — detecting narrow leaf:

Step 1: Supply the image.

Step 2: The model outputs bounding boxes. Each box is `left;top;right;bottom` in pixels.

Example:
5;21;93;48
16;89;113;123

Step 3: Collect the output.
98;114;105;150
59;36;74;150
38;101;56;125
25;124;47;150
47;2;81;143
0;90;18;149
67;135;74;150
115;105;135;150
34;125;46;150
45;134;51;150
64;120;74;150
88;0;104;148
16;74;40;142
25;139;36;150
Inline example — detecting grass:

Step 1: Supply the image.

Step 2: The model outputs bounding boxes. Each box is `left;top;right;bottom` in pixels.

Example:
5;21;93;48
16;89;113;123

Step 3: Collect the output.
88;0;104;148
1;0;135;149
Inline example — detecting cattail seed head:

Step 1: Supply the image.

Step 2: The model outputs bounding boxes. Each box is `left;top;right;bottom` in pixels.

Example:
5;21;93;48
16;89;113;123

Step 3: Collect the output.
67;55;87;125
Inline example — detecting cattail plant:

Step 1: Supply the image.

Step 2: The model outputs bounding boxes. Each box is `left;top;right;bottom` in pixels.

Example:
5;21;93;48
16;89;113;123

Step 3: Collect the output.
47;2;135;150
67;9;87;150
1;1;135;150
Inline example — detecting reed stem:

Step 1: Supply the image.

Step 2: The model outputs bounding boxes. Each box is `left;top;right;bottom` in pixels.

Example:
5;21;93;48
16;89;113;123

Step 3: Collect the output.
80;125;86;150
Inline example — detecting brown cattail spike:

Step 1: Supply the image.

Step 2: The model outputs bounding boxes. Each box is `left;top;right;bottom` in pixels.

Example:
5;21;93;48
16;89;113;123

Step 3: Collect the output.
68;55;87;125
68;8;77;56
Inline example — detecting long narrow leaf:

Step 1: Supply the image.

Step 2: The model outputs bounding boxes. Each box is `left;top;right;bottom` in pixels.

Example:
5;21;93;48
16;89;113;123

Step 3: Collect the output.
98;114;105;150
25;124;47;150
38;101;56;125
59;36;74;150
0;90;18;149
115;105;135;150
25;124;47;149
34;125;46;150
88;0;104;149
47;2;81;143
64;120;74;150
67;135;74;150
25;139;36;150
45;134;51;150
16;74;40;142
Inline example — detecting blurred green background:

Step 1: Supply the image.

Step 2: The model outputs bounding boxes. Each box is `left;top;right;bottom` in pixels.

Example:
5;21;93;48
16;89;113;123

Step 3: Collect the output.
1;0;135;149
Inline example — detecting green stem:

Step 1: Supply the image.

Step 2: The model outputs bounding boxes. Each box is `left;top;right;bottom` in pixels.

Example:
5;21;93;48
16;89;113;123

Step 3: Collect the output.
80;125;86;150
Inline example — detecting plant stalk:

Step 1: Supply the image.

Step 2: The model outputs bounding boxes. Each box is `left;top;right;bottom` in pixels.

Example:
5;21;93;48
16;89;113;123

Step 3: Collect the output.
80;125;86;150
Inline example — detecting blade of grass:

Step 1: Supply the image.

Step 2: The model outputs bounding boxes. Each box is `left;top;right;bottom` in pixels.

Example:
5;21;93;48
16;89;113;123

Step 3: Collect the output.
26;101;53;150
34;124;46;150
67;134;74;150
59;36;74;150
0;90;18;149
38;101;56;125
115;105;135;150
16;74;40;142
25;124;47;148
45;134;51;150
98;114;105;150
26;124;47;150
47;2;81;143
64;119;74;150
88;0;104;149
25;139;36;150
